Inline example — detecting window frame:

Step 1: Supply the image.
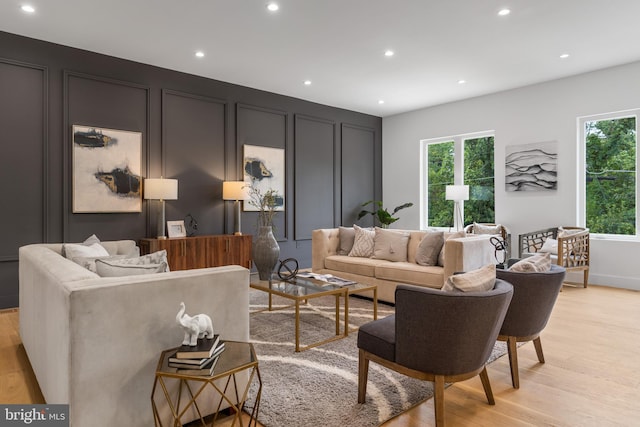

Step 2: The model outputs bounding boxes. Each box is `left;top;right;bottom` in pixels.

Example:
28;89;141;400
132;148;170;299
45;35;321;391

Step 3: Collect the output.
420;130;495;229
577;108;639;240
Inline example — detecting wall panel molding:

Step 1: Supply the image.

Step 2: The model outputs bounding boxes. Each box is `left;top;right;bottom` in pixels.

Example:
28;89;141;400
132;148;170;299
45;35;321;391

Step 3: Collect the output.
62;70;150;242
294;114;336;239
0;58;48;260
236;103;289;241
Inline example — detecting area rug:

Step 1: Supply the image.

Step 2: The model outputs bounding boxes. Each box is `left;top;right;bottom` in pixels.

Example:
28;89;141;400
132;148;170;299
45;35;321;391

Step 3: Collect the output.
246;289;510;427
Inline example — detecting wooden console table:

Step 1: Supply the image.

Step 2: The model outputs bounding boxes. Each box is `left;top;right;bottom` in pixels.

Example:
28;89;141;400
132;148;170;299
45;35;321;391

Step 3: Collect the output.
139;235;252;271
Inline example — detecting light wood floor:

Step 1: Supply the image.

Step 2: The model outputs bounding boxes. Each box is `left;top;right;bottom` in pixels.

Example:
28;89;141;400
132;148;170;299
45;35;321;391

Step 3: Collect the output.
2;284;639;426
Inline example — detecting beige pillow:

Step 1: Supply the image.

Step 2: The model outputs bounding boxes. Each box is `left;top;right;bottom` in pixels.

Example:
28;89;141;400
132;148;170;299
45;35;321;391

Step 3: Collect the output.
474;222;502;235
95;259;168;277
348;224;376;257
442;264;496;292
415;231;444;266
71;254;130;273
338;226;356;255
115;250;170;271
372;228;410;262
63;242;109;260
539;238;558;254
509;252;552;272
558;227;582;238
437;230;466;266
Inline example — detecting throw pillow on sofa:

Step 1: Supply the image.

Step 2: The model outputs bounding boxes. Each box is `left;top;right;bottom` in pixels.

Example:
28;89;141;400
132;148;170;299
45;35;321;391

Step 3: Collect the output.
95;259;168;277
437;230;466;266
349;224;376;257
338;226;356;255
539;238;558;254
72;254;131;273
63;242;109;260
372;227;410;262
415;231;444;266
442;263;496;292
61;234;103;258
509;252;551;272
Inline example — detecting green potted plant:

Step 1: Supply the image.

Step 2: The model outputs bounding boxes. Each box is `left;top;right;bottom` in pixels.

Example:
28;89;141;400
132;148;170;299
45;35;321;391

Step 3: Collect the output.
357;200;413;228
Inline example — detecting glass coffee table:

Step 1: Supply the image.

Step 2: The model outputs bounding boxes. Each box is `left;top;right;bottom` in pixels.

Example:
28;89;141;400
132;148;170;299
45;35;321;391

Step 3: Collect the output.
250;275;377;352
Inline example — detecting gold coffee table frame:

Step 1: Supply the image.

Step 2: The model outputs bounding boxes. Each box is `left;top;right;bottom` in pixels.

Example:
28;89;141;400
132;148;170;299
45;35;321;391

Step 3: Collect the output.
250;276;378;352
151;341;261;427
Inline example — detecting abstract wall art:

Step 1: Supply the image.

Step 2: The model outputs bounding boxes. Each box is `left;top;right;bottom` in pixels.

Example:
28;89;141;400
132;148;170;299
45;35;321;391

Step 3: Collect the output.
72;125;142;212
505;140;558;192
243;144;285;211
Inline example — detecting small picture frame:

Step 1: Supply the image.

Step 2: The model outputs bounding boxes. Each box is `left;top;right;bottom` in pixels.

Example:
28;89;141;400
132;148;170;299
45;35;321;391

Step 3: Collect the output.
167;220;186;238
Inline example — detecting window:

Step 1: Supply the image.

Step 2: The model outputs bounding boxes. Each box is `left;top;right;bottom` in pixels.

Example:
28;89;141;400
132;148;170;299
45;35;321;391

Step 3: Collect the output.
421;132;495;228
579;110;638;236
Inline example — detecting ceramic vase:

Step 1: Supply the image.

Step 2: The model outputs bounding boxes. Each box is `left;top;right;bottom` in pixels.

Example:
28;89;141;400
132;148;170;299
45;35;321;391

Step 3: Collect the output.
253;226;280;280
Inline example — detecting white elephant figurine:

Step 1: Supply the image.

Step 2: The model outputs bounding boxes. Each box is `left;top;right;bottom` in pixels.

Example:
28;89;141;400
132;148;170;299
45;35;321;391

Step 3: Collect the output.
176;302;214;346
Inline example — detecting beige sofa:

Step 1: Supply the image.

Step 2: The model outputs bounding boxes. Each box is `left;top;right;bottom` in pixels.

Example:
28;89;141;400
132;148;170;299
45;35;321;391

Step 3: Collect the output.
312;228;495;303
19;240;249;427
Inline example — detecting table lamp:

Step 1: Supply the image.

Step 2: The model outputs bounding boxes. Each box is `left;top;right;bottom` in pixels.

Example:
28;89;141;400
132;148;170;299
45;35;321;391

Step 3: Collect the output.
223;181;248;235
144;178;178;239
445;184;469;231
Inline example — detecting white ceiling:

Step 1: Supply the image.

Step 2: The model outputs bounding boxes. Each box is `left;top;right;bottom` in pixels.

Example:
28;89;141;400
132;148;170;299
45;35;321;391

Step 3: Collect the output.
2;0;640;117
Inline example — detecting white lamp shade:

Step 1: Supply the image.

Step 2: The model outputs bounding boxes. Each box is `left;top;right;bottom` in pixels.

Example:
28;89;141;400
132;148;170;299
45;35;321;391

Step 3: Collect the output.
144;178;178;200
222;181;248;201
445;185;469;201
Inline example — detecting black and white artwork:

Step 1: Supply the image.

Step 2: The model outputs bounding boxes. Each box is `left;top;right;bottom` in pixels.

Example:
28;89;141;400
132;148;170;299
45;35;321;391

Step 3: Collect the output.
505;141;558;192
72;125;142;212
243;144;285;211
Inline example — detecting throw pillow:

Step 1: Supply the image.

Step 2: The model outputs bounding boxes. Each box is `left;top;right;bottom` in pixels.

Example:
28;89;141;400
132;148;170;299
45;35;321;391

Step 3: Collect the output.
558;227;582;238
63;242;110;260
61;234;103;258
509;252;552;272
348;224;376;258
415;231;444;266
114;250;171;272
539;238;558;254
71;254;130;273
338;226;356;255
95;259;168;277
473;222;502;235
372;227;410;262
442;263;496;292
437;230;466;267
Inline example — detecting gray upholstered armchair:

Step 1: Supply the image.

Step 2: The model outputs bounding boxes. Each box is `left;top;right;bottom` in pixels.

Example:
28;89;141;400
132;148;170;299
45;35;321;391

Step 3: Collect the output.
357;281;514;427
496;264;566;388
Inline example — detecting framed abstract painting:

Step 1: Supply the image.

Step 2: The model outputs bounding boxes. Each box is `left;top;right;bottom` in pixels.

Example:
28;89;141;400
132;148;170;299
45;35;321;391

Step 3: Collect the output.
243;144;285;212
72;125;142;212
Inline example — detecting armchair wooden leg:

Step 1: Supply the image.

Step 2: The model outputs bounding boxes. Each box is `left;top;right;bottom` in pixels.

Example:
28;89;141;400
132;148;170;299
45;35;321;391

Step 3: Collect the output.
478;366;495;405
434;375;445;427
506;336;520;389
583;269;589;288
358;349;369;403
533;336;545;363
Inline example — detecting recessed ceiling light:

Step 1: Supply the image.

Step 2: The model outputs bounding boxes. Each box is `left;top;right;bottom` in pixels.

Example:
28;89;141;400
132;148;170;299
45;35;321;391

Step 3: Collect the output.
21;5;35;13
304;80;312;86
195;51;205;58
498;8;511;16
267;2;279;12
560;53;570;59
458;79;466;85
378;100;385;105
384;50;394;57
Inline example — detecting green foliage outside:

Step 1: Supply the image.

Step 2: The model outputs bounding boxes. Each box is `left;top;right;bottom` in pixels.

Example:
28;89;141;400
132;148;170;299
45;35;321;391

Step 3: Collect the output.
585;117;637;235
427;137;495;227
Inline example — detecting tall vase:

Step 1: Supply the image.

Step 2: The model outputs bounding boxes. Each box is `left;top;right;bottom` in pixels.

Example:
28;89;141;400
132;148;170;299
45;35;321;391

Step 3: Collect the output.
252;226;280;280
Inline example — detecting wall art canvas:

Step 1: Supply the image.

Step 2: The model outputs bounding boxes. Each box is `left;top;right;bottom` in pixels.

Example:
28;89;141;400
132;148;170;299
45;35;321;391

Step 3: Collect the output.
243;144;285;211
505;140;558;192
72;125;142;212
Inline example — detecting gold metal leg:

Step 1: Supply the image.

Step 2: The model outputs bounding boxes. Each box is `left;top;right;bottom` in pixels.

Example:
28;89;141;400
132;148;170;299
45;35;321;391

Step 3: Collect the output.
295;300;300;352
343;290;349;336
373;288;378;320
336;293;341;336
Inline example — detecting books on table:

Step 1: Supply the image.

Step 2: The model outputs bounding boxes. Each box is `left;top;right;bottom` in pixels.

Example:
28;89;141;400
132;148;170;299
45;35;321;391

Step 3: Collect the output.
169;336;226;375
174;335;220;359
297;272;357;286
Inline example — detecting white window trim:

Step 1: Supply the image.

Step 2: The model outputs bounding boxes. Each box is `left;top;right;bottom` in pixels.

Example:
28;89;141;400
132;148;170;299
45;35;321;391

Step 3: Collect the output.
577;108;639;239
420;130;494;230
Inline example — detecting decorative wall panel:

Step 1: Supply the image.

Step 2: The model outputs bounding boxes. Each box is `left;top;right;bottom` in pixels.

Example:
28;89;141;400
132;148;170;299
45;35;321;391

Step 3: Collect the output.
341;124;376;226
294;115;335;240
162;90;227;236
237;104;288;240
64;72;149;241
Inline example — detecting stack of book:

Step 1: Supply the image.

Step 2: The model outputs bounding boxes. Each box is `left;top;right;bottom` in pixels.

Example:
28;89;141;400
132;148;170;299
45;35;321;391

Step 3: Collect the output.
168;335;225;375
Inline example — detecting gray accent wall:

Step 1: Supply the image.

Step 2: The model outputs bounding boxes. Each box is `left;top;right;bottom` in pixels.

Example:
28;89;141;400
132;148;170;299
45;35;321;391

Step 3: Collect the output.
0;30;382;308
